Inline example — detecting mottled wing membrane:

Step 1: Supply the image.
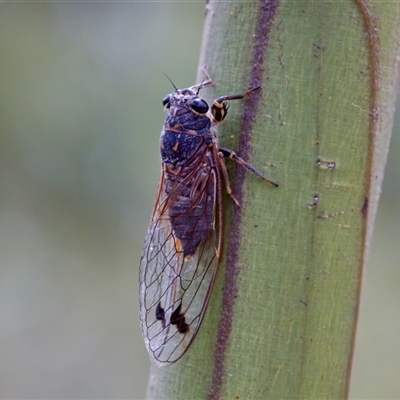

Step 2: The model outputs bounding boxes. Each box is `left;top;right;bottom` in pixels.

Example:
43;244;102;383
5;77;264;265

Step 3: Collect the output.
139;159;220;366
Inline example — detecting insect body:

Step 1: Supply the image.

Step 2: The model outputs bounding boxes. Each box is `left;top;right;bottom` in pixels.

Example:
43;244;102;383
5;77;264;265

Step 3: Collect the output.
139;73;277;366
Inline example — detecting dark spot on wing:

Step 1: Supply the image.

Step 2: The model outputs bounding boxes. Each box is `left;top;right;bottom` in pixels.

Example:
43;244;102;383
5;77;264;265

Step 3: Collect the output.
170;303;190;334
156;302;166;328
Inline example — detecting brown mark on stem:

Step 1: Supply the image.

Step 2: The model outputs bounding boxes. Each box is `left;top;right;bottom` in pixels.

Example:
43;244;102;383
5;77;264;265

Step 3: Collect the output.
346;1;379;397
208;2;279;399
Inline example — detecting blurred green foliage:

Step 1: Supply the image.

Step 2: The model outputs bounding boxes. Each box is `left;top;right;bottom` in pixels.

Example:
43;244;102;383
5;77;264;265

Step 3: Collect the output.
0;3;398;399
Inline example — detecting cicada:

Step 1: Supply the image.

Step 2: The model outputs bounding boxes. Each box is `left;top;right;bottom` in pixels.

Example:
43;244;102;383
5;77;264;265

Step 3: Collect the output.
139;71;278;366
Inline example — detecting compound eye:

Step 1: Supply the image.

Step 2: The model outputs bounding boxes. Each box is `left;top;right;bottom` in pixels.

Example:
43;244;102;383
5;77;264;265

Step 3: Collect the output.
162;95;171;109
190;98;209;114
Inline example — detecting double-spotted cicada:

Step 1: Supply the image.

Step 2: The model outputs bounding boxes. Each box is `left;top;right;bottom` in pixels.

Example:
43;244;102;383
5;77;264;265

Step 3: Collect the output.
139;71;277;366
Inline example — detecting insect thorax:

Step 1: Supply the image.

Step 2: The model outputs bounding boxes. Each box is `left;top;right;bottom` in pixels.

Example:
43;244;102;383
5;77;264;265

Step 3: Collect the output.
160;107;213;169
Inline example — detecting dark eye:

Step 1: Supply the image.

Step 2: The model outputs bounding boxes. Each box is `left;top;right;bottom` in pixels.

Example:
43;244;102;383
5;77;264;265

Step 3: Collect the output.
190;98;209;114
162;95;171;109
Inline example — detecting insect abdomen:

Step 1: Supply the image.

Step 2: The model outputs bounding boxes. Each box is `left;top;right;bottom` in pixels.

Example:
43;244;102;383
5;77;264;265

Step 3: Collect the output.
165;154;215;257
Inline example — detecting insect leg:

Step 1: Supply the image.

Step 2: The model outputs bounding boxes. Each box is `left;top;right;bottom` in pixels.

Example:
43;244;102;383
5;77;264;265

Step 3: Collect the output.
190;66;213;93
217;151;241;207
219;147;279;187
214;85;261;105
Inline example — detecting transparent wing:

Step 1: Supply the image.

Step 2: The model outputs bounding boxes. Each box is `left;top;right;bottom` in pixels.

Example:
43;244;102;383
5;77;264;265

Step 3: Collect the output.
139;158;221;366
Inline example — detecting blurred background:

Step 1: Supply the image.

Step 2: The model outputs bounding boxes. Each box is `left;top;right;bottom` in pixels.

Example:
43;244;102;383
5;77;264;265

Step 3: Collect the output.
0;3;398;399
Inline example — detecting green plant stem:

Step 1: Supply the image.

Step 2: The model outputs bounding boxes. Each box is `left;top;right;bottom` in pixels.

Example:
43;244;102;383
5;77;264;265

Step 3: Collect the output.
146;1;400;399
